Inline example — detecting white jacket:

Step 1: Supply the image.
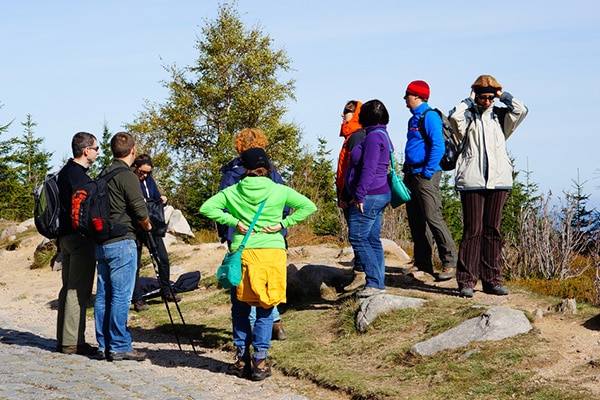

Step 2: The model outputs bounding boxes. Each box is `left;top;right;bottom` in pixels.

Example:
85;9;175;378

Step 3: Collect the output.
449;92;528;190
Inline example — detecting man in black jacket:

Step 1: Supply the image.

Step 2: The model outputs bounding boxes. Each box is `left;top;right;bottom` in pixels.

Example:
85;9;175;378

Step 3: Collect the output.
56;132;99;355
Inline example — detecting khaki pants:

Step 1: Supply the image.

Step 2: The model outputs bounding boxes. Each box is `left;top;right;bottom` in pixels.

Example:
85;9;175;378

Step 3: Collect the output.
57;234;96;347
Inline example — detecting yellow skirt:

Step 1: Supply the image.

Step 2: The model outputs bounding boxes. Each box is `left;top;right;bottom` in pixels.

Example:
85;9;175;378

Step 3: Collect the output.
236;248;287;308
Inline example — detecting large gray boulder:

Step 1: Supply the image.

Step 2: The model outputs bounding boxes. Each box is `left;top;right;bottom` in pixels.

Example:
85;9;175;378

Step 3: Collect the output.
411;305;532;356
356;294;426;332
380;238;411;261
167;208;194;238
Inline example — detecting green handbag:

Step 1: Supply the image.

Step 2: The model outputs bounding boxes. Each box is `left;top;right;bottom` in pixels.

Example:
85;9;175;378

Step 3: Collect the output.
376;130;411;208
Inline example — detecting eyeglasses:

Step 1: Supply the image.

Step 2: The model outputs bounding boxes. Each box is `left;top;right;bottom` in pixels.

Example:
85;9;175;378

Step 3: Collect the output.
88;146;99;152
477;95;495;101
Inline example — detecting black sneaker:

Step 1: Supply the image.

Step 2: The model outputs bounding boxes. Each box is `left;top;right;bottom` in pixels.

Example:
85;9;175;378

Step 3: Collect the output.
108;349;146;362
251;358;272;381
226;356;252;379
90;350;107;360
483;285;509;296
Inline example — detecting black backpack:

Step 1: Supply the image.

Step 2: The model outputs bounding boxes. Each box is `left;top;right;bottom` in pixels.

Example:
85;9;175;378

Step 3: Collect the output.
33;170;62;239
71;167;129;243
418;108;464;171
145;198;167;237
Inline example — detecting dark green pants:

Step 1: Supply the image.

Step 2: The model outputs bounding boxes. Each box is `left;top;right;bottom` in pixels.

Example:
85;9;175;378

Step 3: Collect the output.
404;171;456;269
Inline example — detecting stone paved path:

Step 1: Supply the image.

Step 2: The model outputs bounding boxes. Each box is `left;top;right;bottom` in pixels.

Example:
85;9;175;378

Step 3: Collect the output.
0;314;314;400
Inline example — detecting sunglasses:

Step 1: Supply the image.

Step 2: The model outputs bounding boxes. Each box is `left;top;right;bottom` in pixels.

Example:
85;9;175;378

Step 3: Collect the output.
138;170;152;176
88;146;99;152
477;95;495;101
343;109;353;115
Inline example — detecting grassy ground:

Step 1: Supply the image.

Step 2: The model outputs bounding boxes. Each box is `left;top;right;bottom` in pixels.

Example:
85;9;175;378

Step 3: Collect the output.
128;274;598;400
16;220;598;400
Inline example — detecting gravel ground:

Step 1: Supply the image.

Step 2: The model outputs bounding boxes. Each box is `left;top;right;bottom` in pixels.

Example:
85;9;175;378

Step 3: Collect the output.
0;233;348;400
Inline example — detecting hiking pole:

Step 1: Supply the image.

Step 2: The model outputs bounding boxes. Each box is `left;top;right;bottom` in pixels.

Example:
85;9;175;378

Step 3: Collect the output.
145;232;198;355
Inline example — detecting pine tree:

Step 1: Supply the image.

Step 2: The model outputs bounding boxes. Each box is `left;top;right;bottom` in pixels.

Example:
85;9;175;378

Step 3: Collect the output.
2;114;52;220
126;2;302;230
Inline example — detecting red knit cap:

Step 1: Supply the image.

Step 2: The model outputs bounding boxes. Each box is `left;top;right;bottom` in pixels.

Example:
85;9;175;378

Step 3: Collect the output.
406;80;430;99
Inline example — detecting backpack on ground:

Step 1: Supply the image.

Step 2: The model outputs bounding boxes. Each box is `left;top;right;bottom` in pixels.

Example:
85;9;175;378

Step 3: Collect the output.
418;108;464;171
33;170;62;239
71;167;129;243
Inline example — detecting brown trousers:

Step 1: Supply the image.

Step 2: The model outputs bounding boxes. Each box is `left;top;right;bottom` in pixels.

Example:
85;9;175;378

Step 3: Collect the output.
456;189;508;289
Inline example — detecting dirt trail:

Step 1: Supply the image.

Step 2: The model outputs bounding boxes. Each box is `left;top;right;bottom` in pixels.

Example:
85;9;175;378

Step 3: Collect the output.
2;229;600;398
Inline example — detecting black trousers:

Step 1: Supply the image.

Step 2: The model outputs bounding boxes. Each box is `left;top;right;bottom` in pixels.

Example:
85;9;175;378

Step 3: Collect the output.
132;234;171;302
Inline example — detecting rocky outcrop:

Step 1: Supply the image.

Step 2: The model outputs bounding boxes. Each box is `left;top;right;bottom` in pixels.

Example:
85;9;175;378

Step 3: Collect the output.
411;306;532;356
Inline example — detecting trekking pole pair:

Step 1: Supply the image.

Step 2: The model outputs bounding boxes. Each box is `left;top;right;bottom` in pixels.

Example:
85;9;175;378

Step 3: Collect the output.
145;232;197;355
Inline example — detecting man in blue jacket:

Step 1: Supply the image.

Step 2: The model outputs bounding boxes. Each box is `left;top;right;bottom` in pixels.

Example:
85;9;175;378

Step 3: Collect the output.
402;80;456;281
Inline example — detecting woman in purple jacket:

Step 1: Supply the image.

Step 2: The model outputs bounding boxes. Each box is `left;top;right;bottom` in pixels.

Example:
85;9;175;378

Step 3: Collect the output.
344;99;392;298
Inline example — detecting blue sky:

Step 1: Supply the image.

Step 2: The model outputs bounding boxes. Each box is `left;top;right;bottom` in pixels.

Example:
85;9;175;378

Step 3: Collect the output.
1;0;599;206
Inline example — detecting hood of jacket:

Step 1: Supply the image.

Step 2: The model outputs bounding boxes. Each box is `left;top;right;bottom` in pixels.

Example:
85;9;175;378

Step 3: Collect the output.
339;101;363;138
219;157;244;178
234;176;274;206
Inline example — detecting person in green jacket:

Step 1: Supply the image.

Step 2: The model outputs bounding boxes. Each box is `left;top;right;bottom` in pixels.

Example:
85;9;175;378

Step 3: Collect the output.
200;147;316;381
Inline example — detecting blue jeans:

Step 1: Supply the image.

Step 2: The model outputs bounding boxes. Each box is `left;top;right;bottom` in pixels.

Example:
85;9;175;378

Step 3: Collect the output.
94;239;137;353
343;207;365;273
230;287;273;360
249;304;280;326
347;192;391;290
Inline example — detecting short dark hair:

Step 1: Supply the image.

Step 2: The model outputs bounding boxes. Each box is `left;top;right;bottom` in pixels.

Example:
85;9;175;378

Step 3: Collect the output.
110;132;135;158
358;99;389;127
133;153;153;168
71;132;96;158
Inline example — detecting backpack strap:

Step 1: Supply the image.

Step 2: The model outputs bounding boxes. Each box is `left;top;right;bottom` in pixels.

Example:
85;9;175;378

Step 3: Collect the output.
99;167;130;222
417;108;435;147
99;167;129;182
373;129;396;171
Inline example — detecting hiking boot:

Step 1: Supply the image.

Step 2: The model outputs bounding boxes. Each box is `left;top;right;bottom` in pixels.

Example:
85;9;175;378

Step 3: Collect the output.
58;343;98;355
251;358;272;381
483;285;509;296
90;350;107;360
356;287;386;298
459;287;473;298
163;292;182;302
108;349;146;362
343;271;366;292
227;355;252;379
413;265;435;278
435;267;456;282
134;299;149;312
271;320;287;341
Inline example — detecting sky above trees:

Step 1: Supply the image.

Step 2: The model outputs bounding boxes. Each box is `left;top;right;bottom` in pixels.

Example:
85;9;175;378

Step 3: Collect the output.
1;0;599;205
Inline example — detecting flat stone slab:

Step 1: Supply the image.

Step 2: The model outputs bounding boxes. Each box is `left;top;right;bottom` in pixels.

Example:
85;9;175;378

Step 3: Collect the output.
356;294;426;332
411;305;532;356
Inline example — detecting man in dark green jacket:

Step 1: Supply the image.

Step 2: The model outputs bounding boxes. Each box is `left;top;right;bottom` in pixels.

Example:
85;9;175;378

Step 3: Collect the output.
93;132;152;362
